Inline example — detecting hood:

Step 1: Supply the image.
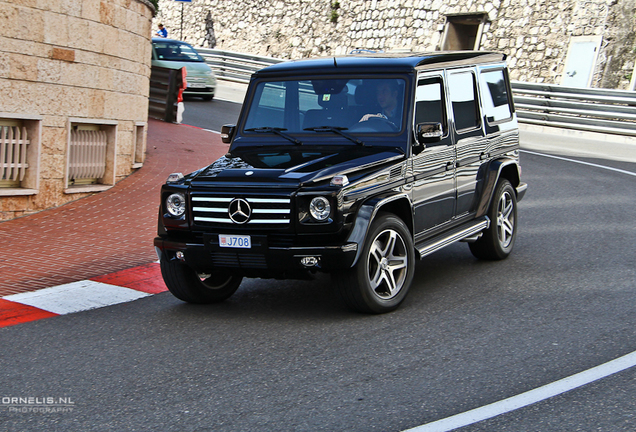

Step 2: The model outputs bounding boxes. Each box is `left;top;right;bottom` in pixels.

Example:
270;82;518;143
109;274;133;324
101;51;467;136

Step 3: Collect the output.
189;146;405;187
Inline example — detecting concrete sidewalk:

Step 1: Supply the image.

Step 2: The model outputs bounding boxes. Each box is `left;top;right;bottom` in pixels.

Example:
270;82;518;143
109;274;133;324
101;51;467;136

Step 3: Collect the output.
0;119;230;297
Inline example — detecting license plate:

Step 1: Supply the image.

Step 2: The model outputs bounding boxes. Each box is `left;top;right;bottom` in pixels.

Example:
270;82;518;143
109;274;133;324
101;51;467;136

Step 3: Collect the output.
188;83;207;88
219;234;251;249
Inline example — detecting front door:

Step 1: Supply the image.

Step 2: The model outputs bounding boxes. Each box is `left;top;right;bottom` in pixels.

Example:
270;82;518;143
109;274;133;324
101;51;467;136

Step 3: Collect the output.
411;72;456;236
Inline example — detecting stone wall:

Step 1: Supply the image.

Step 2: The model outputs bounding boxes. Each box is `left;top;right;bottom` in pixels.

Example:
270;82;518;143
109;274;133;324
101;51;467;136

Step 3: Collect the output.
154;0;636;89
0;0;155;221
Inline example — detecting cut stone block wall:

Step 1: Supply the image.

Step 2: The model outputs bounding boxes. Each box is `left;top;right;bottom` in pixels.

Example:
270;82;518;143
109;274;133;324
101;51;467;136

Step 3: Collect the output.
154;0;636;89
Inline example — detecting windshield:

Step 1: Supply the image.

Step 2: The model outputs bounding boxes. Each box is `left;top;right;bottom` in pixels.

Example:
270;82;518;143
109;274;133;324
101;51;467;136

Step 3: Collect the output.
153;41;204;62
243;78;407;135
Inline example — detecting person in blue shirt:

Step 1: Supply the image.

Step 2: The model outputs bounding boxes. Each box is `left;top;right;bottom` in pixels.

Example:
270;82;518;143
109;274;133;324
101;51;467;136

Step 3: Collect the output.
156;24;167;38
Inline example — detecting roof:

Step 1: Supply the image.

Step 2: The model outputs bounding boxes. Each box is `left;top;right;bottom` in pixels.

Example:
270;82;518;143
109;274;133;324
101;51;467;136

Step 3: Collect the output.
151;37;192;45
254;51;506;78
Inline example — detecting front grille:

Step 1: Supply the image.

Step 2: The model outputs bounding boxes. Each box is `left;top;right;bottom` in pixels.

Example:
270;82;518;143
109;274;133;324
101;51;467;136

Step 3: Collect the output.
191;195;291;226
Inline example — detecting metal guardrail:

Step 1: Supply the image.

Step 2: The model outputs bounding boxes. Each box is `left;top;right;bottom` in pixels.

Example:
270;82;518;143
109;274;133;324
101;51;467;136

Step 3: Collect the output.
197;48;282;84
194;48;636;136
511;81;636;136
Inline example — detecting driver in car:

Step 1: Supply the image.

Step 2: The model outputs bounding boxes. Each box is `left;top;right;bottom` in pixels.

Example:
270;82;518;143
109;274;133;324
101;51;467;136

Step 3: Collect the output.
359;80;402;126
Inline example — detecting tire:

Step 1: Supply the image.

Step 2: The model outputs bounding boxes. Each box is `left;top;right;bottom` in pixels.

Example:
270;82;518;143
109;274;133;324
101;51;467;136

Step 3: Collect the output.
333;213;415;314
469;179;518;260
160;256;242;304
202;95;213;101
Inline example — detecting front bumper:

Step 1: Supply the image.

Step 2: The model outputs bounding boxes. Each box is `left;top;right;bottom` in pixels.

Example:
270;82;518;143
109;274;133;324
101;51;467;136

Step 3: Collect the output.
183;86;215;97
154;235;358;275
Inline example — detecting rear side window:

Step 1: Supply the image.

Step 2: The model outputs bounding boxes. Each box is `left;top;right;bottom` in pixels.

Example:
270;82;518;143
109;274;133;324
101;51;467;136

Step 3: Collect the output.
480;69;513;123
449;72;480;132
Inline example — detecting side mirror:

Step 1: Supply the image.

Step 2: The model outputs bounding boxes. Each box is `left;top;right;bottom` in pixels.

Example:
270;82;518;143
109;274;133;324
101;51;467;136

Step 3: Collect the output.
221;124;236;144
416;122;443;145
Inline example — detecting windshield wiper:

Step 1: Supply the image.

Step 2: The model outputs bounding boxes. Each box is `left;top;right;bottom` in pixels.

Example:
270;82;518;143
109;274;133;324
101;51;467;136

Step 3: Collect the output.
304;126;365;146
245;127;303;145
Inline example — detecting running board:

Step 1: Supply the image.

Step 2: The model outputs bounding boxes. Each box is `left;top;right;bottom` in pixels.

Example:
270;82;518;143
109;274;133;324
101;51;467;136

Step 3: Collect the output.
415;217;490;259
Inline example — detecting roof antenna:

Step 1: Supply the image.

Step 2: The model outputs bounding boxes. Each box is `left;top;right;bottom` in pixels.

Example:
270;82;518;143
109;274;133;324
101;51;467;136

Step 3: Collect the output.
334;57;338;67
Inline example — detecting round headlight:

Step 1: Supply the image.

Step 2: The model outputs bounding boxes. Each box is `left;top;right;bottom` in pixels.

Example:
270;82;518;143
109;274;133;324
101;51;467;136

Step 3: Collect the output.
309;196;331;221
166;193;186;217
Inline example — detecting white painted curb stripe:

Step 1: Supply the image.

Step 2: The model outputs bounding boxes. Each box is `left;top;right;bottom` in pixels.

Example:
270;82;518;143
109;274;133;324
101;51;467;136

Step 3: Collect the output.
521;149;636;177
404;350;636;432
4;280;150;315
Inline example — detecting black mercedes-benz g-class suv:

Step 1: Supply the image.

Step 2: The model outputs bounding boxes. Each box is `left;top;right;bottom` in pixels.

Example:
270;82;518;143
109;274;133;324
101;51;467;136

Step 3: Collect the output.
154;51;527;313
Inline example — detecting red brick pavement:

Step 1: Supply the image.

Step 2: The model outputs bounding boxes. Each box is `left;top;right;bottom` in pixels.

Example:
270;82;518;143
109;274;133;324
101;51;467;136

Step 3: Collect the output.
0;119;229;297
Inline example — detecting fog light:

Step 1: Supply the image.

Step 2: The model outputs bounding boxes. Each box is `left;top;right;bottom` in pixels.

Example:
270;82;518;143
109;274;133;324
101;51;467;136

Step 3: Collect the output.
300;256;319;267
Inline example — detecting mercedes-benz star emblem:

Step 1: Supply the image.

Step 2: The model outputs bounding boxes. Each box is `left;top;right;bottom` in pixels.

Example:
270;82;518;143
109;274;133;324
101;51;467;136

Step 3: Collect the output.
228;198;251;224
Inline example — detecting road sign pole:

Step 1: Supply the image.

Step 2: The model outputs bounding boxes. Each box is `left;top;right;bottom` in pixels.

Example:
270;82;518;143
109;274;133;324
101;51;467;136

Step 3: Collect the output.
174;0;192;40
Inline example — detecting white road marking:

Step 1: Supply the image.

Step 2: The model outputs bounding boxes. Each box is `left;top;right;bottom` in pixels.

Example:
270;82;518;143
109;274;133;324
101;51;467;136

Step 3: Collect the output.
522;149;636;177
404;350;636;432
4;280;150;315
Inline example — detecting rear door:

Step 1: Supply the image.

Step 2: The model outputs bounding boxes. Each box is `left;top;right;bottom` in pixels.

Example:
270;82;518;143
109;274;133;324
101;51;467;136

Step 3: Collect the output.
410;72;456;236
448;68;487;218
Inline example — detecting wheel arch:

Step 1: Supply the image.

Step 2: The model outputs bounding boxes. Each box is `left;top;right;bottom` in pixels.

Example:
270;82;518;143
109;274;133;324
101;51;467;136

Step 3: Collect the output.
475;157;521;218
346;193;414;267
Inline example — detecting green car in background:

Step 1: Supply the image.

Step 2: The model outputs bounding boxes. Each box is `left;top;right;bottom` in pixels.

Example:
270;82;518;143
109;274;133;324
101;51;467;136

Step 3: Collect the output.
151;37;217;101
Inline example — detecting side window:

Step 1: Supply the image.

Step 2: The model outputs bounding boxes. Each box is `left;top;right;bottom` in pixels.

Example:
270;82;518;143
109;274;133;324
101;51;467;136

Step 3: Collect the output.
480;69;513;124
449;71;480;132
415;77;447;131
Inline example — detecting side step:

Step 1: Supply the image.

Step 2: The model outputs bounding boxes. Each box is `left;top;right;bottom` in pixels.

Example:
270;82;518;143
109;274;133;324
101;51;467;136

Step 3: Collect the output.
414;217;490;259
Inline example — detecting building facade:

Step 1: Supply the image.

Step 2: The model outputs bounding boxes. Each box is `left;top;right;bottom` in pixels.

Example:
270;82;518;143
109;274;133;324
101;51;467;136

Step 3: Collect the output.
154;0;636;89
0;0;155;221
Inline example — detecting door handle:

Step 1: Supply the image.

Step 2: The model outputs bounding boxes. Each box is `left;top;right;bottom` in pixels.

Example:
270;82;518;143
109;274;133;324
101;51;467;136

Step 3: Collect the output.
446;161;454;170
480;152;489;160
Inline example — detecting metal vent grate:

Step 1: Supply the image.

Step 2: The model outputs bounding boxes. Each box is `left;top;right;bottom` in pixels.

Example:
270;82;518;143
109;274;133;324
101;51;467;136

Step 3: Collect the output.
210;252;267;269
389;165;403;179
68;129;107;183
1;125;29;187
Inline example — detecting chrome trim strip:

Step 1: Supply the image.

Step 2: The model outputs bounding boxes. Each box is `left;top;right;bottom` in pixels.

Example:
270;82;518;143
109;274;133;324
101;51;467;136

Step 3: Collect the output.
194;217;290;224
195;217;232;223
416;218;490;258
192;207;226;213
252;209;290;214
246;198;290;203
192;197;233;202
192;197;290;204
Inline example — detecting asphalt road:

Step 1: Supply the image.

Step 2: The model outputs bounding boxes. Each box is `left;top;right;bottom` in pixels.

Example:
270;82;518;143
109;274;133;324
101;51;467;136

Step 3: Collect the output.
2;99;635;431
